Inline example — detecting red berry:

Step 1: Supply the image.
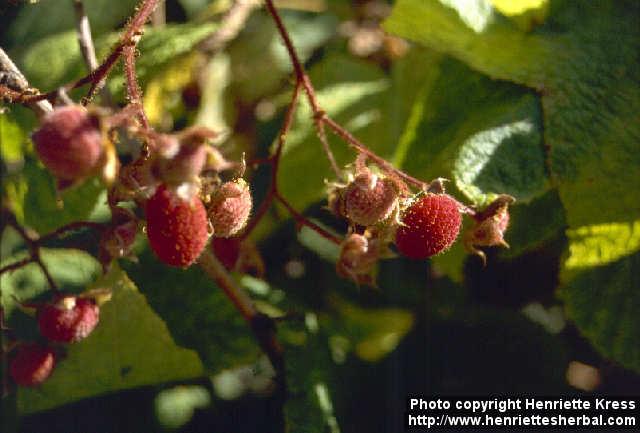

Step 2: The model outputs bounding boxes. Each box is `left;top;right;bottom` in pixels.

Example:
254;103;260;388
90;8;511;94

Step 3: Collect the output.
395;194;462;259
343;171;398;226
32;105;103;181
212;237;241;270
10;344;56;387
146;184;209;267
208;180;252;238
38;296;100;343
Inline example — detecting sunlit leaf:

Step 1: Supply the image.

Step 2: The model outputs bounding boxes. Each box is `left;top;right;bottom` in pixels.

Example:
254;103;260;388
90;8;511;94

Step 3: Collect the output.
17;265;204;414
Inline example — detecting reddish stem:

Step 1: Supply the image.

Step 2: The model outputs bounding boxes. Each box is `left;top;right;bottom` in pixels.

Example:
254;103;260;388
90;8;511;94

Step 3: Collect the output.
122;45;150;129
263;0;340;177
274;192;341;245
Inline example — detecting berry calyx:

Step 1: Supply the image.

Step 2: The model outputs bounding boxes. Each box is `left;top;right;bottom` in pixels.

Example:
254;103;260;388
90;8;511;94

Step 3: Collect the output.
343;170;398;227
146;184;209;267
208;179;252;238
38;296;100;343
336;233;379;285
32;105;103;181
395;193;462;259
463;194;515;264
9;343;56;387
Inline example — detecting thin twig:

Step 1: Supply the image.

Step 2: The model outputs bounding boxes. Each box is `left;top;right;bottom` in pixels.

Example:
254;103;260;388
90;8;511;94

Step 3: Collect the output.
274;192;342;244
0;48;53;116
151;0;166;27
72;0;99;71
321;115;428;190
0;210;103;290
198;0;261;55
20;0;160;105
72;0;113;105
0;257;34;275
38;221;105;243
242;82;301;239
263;0;341;177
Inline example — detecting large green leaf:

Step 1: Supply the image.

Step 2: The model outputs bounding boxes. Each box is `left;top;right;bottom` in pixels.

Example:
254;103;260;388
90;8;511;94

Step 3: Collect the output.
282;318;341;433
385;0;640;370
16;265;204;414
385;0;639;230
122;245;261;373
559;250;640;372
391;54;548;206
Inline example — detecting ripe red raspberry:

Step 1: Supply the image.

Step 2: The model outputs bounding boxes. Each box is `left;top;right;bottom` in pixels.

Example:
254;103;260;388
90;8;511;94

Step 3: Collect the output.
38;295;100;343
146;184;209;267
10;343;56;387
32;105;103;181
343;171;398;226
208;180;252;238
395;194;462;259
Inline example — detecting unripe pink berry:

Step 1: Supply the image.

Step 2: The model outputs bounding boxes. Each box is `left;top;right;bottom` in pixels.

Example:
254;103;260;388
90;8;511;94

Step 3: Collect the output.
208;180;252;238
10;343;56;387
343;171;398;226
32;105;103;181
38;296;100;343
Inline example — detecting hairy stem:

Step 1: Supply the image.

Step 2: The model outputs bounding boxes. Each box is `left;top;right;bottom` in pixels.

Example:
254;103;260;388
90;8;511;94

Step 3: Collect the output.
263;0;340;177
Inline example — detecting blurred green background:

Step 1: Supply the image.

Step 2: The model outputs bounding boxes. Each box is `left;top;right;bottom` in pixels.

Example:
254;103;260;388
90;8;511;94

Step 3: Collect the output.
1;0;638;432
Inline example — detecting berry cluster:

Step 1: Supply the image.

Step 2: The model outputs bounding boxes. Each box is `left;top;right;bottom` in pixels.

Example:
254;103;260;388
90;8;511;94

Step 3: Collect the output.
9;293;102;387
31;106;254;270
328;154;514;284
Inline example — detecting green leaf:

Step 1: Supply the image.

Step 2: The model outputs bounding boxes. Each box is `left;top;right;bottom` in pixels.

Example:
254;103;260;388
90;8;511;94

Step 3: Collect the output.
16;159;105;233
383;0;552;86
559;250;640;372
501;189;566;258
107;23;218;98
228;11;338;101
1;248;101;319
390;54;548;205
386;0;640;223
17;265;204;415
282;318;341;433
4;0;139;48
19;30;85;91
122;245;260;373
0;111;26;164
385;0;640;369
19;23;217;96
452;94;547;204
